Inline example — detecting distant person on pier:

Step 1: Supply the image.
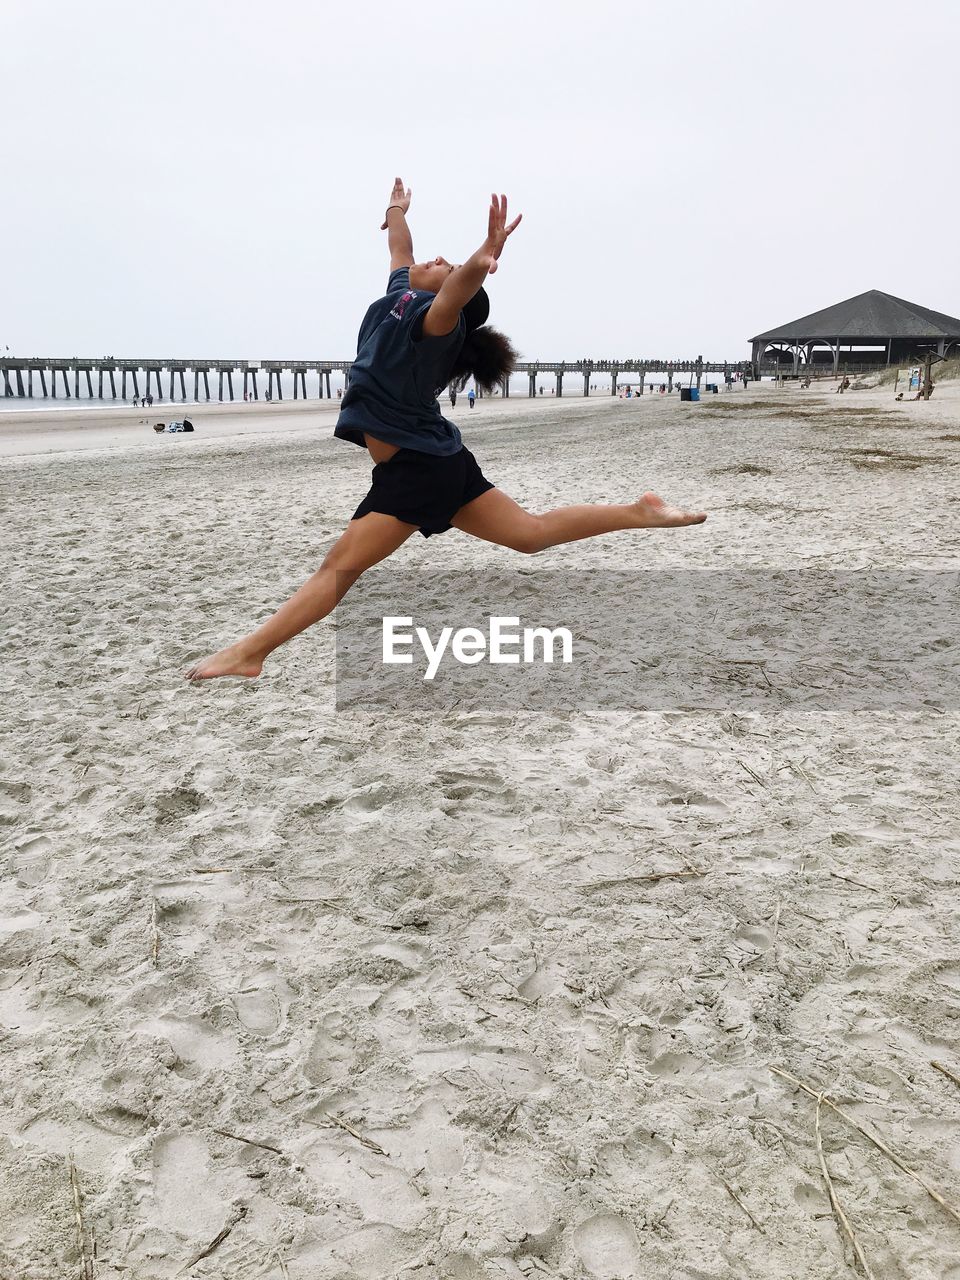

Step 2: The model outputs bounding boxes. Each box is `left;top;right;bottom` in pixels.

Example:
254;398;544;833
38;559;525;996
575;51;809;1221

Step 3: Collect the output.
186;178;706;681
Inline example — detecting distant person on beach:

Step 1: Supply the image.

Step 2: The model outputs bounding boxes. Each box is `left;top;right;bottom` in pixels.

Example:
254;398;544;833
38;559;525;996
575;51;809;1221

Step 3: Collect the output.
448;386;457;407
186;177;706;681
467;387;476;408
141;396;146;407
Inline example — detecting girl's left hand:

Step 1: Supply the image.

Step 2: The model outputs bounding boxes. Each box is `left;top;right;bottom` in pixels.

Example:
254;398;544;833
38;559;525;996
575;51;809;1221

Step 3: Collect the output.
483;193;522;274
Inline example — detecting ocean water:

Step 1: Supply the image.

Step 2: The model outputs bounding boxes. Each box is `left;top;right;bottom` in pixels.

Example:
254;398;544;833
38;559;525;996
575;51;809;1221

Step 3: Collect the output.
0;368;710;413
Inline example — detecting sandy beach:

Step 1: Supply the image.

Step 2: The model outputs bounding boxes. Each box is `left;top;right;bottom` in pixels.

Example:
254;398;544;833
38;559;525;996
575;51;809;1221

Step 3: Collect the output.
2;380;960;1279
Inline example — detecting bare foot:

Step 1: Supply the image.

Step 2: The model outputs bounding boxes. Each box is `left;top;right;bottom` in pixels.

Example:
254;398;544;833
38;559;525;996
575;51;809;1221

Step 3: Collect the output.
631;491;707;528
184;642;264;681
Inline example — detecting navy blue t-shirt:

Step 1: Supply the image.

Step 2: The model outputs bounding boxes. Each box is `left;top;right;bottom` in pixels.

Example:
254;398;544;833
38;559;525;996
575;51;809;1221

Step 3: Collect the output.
335;267;466;456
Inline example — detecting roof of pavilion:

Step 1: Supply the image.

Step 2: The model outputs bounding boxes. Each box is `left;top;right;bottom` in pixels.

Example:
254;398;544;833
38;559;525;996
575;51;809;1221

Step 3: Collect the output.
750;290;960;343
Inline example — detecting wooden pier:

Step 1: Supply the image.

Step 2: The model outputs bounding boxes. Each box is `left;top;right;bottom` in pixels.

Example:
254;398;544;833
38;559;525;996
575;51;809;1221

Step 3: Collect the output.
0;355;753;402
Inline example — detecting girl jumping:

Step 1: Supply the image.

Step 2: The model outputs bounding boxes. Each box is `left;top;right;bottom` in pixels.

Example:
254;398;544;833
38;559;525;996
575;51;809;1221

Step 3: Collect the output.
186;178;706;680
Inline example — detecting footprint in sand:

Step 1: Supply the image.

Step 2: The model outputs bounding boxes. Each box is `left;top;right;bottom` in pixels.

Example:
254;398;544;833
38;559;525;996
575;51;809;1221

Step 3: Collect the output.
13;833;52;887
573;1213;642;1278
151;1133;230;1238
235;964;297;1036
154;784;212;827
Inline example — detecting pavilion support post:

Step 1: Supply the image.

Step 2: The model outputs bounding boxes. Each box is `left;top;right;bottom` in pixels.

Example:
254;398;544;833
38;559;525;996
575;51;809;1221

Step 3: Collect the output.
16;369;25;396
667;371;673;393
98;369;103;398
2;369;11;397
611;371;618;396
556;372;563;398
109;369;116;399
922;351;935;400
40;370;48;397
63;370;71;398
886;338;893;365
293;371;299;399
324;370;331;398
28;369;34;397
243;371;248;399
122;370;128;399
832;341;840;376
132;371;139;398
227;370;234;401
583;372;590;397
179;371;186;399
194;370;199;400
169;370;175;399
74;369;80;397
528;372;536;398
218;371;224;401
276;371;283;400
251;371;258;400
85;370;93;397
203;371;211;401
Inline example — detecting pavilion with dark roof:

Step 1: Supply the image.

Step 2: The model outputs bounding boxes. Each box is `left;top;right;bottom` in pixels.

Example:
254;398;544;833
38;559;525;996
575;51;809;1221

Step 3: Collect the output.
750;289;960;376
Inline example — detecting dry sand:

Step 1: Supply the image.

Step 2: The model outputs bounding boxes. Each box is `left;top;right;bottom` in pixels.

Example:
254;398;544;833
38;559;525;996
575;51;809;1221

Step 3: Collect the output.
2;380;960;1279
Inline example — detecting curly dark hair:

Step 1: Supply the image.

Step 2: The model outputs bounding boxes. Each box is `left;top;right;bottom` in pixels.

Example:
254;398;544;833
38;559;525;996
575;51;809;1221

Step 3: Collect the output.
446;326;518;396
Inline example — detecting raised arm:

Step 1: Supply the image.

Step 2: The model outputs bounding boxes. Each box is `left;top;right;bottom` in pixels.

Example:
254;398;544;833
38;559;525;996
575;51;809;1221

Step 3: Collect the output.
381;176;414;269
422;193;522;337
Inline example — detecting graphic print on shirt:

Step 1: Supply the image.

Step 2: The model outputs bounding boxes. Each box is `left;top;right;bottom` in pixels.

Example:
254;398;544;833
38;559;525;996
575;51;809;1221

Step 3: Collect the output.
390;290;418;321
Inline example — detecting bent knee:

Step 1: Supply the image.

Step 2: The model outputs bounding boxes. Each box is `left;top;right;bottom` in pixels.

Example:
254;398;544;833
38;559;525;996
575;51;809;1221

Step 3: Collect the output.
507;516;548;555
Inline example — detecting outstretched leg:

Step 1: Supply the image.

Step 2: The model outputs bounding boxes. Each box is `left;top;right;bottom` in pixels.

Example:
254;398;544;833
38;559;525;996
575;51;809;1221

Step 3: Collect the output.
184;513;417;680
451;488;706;553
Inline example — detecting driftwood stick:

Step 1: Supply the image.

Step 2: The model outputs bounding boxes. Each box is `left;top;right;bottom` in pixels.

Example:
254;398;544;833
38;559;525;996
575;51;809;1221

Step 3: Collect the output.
719;1174;765;1233
932;1060;960;1091
829;871;881;893
184;1205;248;1268
212;1128;283;1156
771;1067;960;1226
583;870;705;891
303;1114;387;1156
815;1092;876;1279
68;1157;94;1280
736;758;768;788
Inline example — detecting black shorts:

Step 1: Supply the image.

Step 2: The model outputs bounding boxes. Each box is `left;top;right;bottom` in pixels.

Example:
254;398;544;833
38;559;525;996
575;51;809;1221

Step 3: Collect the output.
352;446;495;538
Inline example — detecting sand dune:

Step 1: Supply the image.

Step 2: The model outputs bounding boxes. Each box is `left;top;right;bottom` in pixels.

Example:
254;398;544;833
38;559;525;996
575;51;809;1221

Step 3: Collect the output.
2;383;959;1279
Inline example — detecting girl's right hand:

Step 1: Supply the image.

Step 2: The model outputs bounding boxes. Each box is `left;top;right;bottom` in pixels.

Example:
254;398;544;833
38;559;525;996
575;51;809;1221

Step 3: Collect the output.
381;176;411;228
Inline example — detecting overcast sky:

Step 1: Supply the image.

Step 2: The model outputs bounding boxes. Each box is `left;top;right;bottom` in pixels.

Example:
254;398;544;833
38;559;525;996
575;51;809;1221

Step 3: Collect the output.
3;0;958;363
